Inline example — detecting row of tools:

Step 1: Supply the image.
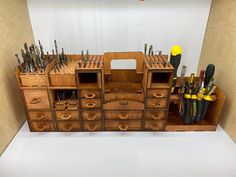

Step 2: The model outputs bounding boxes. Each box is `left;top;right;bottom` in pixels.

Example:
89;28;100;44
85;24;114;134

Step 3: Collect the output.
169;45;216;124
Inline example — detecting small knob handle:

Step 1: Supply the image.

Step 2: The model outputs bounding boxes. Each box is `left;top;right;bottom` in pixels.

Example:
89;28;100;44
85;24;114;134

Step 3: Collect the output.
87;124;97;131
37;124;47;131
87;114;97;121
118;113;129;120
84;93;96;99
61;114;72;120
153;93;164;98
150;124;160;131
64;123;73;131
30;98;41;104
151;102;161;108
35;114;45;120
85;103;96;108
118;124;128;131
151;114;161;120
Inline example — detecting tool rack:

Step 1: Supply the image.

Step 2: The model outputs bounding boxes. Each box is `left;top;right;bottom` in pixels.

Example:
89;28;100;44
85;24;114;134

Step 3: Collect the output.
15;52;225;132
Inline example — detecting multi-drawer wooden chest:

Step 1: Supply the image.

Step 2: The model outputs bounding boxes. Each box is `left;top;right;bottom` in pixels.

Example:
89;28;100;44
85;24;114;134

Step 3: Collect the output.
15;51;225;132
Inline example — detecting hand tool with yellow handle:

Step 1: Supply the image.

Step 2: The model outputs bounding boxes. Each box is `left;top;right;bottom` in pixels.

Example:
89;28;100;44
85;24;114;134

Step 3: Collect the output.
179;65;187;116
170;45;182;93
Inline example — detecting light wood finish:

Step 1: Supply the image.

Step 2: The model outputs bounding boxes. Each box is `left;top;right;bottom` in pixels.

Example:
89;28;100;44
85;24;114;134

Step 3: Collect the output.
105;111;143;120
105;121;142;131
30;122;55;131
55;111;79;121
145;111;166;120
104;93;144;102
28;111;52;121
83;121;102;131
103;100;144;110
57;122;80;131
145;120;165;131
147;89;169;98
20;73;47;87
82;111;102;121
144;55;173;70
146;98;168;109
79;90;101;98
81;99;101;109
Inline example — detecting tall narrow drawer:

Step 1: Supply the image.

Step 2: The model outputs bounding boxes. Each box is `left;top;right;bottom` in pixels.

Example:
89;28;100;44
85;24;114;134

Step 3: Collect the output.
55;111;79;121
80;90;101;98
57;122;80;131
83;121;102;131
82;111;101;121
145;120;165;131
28;111;52;121
147;89;169;98
105;121;142;131
81;99;101;109
30;122;55;131
146;98;168;109
23;90;50;109
105;111;143;120
145;111;166;120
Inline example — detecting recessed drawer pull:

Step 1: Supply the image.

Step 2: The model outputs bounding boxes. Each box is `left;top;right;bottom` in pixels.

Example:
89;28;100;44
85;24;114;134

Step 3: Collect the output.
153;93;164;98
87;114;97;121
118;124;128;131
37;124;47;131
151;114;161;120
85;103;96;108
151;124;159;131
151;102;161;108
30;98;41;104
61;114;72;120
35;114;45;120
118;113;129;120
64;123;73;131
84;93;96;99
87;124;97;131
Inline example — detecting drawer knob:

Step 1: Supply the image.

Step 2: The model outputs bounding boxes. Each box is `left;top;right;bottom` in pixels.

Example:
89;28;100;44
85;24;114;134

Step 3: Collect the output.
35;114;45;120
37;124;47;131
118;124;128;131
84;93;96;99
151;114;161;120
153;93;164;98
87;114;97;121
151;102;161;108
85;103;96;108
151;124;160;131
118;113;129;120
30;98;41;104
87;124;97;131
61;114;72;120
64;123;73;131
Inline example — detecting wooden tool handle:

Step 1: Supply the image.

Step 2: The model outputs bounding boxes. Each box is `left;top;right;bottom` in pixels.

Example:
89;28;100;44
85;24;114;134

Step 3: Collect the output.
118;124;128;131
35;114;45;120
64;123;73;131
84;93;96;99
87;124;97;131
151;102;161;108
151;114;161;120
37;124;47;131
61;114;72;120
30;98;41;104
85;103;96;108
87;114;97;121
118;113;129;120
153;93;164;98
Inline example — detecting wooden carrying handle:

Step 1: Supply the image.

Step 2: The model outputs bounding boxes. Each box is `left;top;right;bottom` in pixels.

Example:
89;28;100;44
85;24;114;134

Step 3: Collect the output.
84;93;96;99
64;123;73;131
61;114;72;120
103;52;144;75
151;124;160;131
37;124;47;131
118;113;129;120
87;114;97;121
35;114;45;120
85;103;96;108
30;98;41;104
118;124;129;131
151;114;161;120
151;102;161;108
87;124;97;131
153;93;164;98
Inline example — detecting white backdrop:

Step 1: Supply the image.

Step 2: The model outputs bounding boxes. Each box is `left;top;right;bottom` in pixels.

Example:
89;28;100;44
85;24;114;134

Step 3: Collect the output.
27;0;212;75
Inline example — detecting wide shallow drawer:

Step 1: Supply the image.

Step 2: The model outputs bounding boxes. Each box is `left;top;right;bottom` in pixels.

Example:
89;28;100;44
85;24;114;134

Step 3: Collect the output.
145;120;165;131
57;121;80;131
81;99;101;109
79;90;101;98
147;89;169;98
28;111;52;121
146;98;168;109
145;110;166;120
30;121;55;131
105;121;142;131
105;111;143;120
82;111;101;121
55;111;79;121
23;90;50;109
83;121;102;131
103;100;144;110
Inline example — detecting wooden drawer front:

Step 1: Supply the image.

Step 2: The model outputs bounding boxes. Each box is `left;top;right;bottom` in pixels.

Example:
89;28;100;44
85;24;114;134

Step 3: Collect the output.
146;98;168;109
103;100;144;110
81;99;101;109
104;93;144;102
145;121;165;131
23;90;50;109
20;74;47;87
57;122;80;131
105;121;142;131
30;122;55;131
28;111;52;121
55;111;79;121
80;90;101;98
82;111;101;121
83;122;102;131
105;111;143;120
147;89;169;98
145;111;166;120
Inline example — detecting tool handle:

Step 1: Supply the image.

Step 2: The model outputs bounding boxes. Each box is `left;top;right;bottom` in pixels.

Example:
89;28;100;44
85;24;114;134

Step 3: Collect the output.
191;100;197;121
184;99;191;125
201;101;209;120
179;93;185;116
195;100;203;122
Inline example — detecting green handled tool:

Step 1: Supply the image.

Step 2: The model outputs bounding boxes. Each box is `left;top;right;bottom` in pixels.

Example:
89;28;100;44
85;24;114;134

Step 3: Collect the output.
204;64;215;87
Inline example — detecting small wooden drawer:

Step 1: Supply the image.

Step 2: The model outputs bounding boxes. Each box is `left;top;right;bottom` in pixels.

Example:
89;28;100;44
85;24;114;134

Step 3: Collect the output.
82;111;101;121
57;122;80;131
23;90;50;110
146;98;168;109
81;99;101;109
20;73;47;87
103;100;144;110
30;122;55;131
80;90;101;98
55;111;79;121
145;120;165;131
49;74;76;87
145;111;166;120
83;121;102;131
105;111;143;120
28;111;52;121
105;121;142;131
147;89;169;98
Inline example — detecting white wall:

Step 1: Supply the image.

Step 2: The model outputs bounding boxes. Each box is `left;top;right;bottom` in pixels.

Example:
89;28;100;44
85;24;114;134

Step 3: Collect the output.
27;0;212;75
